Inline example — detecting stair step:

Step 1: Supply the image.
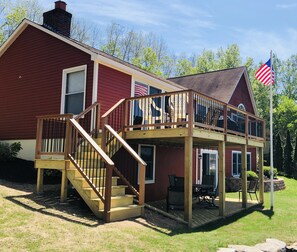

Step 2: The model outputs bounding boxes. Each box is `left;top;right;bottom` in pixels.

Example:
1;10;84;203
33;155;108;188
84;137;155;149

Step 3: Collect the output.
74;176;119;187
106;205;143;221
83;185;127;198
91;195;135;210
68;167;106;177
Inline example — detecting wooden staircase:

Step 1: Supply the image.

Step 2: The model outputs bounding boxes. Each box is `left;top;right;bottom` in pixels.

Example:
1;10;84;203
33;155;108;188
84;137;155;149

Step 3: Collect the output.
66;163;143;221
35;102;146;223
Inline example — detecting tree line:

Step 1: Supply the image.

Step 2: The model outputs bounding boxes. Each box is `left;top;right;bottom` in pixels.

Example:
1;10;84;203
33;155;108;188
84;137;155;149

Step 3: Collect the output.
1;0;297;178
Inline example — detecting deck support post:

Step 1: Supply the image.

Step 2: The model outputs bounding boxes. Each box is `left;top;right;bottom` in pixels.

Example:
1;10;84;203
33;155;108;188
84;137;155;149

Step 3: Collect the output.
241;144;247;208
184;136;193;227
258;147;264;204
36;168;44;193
60;162;69;202
218;141;226;216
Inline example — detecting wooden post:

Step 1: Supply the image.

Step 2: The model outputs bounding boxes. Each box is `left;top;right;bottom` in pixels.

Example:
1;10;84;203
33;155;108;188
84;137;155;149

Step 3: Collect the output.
184;136;193;227
218;141;226;216
36;168;44;193
60;161;69;202
188;90;194;136
104;164;113;223
124;100;129;132
96;103;101;137
35;118;43;159
223;105;227;134
258;147;264;204
241;144;247;208
138;163;146;215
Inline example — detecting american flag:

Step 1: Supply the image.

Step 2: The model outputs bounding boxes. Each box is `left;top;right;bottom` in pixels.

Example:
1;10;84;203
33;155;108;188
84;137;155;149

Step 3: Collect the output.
255;59;275;86
134;82;148;96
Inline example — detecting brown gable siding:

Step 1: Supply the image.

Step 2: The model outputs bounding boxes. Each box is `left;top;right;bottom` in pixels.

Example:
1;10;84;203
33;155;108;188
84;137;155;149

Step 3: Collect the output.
229;75;255;114
0;25;93;140
98;64;131;114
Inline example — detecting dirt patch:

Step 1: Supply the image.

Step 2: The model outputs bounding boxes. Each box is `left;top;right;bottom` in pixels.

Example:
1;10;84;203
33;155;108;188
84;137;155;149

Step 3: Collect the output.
0;179;184;232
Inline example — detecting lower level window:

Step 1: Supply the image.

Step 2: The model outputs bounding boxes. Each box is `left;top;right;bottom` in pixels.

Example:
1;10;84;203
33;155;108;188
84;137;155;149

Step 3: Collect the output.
138;144;156;184
232;151;251;177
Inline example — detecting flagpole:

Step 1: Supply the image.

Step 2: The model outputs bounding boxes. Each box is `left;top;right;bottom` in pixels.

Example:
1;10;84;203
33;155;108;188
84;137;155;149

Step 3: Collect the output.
270;50;274;210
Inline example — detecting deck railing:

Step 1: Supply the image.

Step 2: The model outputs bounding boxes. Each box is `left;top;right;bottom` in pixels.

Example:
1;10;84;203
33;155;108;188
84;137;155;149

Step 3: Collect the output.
35;114;73;159
125;90;265;140
101;101;146;206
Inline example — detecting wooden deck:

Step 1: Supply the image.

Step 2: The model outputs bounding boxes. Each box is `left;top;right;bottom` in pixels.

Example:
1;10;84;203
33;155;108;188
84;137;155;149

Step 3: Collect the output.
146;198;260;228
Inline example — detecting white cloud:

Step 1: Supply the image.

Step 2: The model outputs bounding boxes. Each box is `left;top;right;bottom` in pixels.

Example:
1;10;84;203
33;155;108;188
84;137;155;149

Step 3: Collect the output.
276;3;297;9
236;28;297;61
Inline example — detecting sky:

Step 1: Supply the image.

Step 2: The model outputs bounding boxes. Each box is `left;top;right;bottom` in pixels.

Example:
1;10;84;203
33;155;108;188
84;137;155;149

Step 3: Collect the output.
39;0;297;63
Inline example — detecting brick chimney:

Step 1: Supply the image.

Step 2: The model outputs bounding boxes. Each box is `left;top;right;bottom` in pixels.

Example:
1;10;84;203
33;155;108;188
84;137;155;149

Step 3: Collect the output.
43;1;72;37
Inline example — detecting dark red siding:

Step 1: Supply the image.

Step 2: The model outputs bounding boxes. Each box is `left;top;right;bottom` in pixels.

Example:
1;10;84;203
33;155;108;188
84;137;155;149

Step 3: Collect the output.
0;25;94;140
225;148;257;177
98;64;131;115
229;75;255;114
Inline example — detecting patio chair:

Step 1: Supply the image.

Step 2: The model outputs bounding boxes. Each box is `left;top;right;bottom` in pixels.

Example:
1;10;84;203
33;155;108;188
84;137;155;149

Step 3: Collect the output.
238;178;259;202
138;98;163;129
166;175;184;212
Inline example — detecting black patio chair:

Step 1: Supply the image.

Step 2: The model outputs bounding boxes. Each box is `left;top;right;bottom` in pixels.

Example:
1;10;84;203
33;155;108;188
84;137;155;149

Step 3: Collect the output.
238;178;259;202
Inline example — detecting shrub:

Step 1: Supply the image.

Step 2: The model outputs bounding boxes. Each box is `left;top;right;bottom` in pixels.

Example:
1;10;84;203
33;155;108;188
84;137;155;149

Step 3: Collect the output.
0;142;22;161
263;166;278;178
246;171;258;181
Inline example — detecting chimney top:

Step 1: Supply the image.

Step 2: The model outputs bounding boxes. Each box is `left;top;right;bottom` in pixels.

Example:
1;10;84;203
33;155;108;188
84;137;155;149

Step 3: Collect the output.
55;1;67;11
43;1;72;37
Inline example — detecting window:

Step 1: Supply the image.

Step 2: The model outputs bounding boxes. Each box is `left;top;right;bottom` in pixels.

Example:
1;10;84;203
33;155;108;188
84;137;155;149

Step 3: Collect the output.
238;103;246;111
232;151;251;177
61;65;86;114
138;144;156;184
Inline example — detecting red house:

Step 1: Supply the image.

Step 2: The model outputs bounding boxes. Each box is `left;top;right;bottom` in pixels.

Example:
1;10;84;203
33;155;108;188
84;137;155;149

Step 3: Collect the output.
0;2;265;226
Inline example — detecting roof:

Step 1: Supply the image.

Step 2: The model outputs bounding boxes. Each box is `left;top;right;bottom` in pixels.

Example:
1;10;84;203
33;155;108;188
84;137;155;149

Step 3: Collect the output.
168;67;245;103
168;67;258;115
0;19;185;91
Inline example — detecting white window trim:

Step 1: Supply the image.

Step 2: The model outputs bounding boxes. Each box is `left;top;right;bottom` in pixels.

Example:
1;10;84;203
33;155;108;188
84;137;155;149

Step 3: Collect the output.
138;144;156;184
232;150;251;177
238;103;246;111
199;149;218;186
60;65;87;114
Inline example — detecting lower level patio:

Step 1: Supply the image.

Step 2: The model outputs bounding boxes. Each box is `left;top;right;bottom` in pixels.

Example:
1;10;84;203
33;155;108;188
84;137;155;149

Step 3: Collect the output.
146;197;261;228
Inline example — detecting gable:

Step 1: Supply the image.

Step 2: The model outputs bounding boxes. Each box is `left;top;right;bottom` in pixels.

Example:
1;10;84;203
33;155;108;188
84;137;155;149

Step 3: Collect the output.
229;75;255;114
0;24;94;140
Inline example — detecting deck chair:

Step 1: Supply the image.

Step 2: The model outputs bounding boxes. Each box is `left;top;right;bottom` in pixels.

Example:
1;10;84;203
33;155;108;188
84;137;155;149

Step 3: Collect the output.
166;175;184;212
138;98;163;129
205;108;221;126
238;179;259;202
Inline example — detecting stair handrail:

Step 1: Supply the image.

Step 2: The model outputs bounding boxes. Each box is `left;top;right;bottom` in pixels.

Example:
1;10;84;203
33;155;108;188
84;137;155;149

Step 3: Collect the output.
104;124;146;205
74;102;100;137
69;118;114;165
74;102;100;120
68;118;114;222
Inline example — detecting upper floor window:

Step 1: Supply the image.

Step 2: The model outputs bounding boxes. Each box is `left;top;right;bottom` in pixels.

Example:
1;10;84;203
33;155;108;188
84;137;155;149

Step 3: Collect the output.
61;65;87;114
238;103;246;111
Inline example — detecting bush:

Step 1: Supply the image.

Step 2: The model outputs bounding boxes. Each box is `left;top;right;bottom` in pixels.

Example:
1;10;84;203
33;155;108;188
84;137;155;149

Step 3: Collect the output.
0;142;22;161
263;166;278;178
246;171;258;181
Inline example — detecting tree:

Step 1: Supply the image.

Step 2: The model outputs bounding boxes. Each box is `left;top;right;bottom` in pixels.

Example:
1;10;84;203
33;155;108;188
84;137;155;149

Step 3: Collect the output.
294;135;297;179
216;44;242;69
274;96;297;139
274;133;283;173
278;54;297;100
0;0;44;45
132;47;163;76
284;130;293;177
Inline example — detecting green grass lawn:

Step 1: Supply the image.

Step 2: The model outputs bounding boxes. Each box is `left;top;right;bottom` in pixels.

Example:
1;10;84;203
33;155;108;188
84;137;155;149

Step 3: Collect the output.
0;176;296;251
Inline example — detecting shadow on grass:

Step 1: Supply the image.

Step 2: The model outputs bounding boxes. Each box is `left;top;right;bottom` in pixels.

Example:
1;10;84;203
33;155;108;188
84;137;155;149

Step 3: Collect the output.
5;187;103;227
133;204;275;236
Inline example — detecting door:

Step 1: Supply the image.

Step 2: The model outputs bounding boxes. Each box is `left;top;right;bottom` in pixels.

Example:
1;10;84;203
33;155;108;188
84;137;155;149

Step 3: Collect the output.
200;149;218;187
